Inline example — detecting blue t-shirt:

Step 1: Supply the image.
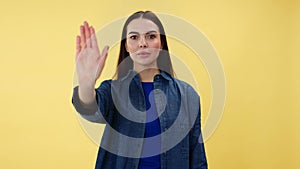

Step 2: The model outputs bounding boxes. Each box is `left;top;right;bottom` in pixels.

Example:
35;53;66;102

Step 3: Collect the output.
138;82;161;169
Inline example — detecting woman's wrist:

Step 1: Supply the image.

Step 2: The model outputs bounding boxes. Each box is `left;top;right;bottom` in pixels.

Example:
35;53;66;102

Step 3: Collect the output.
78;85;96;106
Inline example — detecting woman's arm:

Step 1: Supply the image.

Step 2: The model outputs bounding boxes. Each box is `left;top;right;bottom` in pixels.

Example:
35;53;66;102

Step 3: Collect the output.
75;21;109;106
72;21;110;123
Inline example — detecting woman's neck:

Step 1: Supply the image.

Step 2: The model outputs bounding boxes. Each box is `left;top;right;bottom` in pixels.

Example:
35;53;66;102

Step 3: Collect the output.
133;62;160;82
136;68;160;82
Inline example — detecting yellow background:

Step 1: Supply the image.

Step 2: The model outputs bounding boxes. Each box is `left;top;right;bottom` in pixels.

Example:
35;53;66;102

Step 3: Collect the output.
0;0;299;168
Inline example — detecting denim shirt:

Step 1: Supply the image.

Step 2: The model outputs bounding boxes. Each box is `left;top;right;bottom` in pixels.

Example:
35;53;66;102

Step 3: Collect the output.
72;70;208;169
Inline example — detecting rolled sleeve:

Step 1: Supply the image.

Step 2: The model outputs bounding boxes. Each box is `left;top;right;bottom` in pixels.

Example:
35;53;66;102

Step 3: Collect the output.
71;80;112;123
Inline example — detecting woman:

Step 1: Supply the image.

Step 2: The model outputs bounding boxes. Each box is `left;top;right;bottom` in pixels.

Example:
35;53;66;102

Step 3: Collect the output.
72;11;208;169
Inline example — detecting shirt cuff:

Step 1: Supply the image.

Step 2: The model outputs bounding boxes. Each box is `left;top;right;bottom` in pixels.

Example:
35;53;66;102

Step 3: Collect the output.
72;86;98;115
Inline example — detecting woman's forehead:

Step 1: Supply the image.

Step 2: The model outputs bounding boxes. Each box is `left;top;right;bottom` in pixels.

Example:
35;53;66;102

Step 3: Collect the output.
127;18;160;34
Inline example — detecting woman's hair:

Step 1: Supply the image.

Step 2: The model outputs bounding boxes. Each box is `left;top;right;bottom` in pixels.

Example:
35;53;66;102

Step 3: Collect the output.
115;11;174;79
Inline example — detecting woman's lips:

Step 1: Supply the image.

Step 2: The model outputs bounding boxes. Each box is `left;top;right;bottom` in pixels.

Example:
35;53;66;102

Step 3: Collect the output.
137;51;151;56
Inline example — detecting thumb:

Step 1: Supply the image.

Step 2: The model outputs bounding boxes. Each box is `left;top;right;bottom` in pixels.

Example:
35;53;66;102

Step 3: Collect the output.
97;45;110;68
101;45;110;58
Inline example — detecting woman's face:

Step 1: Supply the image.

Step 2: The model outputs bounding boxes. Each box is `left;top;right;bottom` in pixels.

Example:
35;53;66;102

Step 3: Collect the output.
125;18;162;69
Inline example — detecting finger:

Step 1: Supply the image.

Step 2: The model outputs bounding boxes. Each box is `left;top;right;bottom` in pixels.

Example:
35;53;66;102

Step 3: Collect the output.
76;35;81;60
101;45;110;59
90;26;98;49
86;26;93;48
97;46;109;69
84;21;91;47
80;25;86;48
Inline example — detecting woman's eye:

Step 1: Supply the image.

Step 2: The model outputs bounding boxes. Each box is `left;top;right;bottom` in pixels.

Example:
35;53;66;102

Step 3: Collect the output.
148;34;156;39
130;35;138;40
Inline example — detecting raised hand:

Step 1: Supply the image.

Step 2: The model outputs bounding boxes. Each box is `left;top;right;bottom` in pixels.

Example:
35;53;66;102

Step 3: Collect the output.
75;21;109;105
76;21;109;89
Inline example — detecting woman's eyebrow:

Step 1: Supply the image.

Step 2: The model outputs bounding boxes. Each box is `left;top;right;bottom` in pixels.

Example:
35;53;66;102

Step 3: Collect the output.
128;30;158;35
145;31;158;34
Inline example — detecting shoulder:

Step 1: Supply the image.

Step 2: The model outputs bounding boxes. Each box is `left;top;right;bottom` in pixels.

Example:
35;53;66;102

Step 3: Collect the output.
100;79;112;85
173;78;198;94
171;78;200;103
96;79;112;91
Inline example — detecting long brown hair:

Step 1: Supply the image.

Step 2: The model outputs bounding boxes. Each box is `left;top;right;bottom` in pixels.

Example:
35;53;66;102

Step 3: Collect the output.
115;11;174;79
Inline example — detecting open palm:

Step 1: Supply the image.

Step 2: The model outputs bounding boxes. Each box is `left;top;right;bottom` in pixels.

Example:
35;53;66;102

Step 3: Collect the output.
75;21;109;89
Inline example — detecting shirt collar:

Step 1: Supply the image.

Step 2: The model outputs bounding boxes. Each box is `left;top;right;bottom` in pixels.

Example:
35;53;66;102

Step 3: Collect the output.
158;70;172;81
119;69;172;82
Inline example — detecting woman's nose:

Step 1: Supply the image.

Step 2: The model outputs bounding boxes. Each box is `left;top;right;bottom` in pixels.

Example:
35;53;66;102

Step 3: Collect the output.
139;37;147;48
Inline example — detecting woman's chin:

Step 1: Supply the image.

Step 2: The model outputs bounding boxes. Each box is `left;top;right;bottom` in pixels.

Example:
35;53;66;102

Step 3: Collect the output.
134;61;158;70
